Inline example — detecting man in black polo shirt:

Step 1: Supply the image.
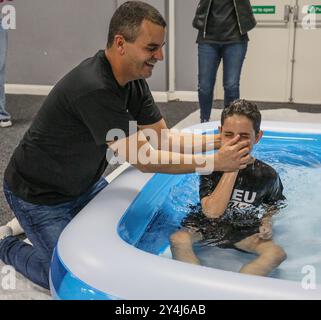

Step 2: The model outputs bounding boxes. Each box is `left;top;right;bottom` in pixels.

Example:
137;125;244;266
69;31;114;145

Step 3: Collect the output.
0;1;251;289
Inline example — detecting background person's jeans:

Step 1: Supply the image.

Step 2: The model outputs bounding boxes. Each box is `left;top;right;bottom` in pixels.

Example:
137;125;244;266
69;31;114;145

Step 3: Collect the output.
0;19;10;121
198;42;248;122
0;178;108;289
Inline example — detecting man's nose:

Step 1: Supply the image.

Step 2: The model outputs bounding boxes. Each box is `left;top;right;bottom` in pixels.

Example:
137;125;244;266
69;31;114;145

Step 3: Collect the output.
153;47;164;61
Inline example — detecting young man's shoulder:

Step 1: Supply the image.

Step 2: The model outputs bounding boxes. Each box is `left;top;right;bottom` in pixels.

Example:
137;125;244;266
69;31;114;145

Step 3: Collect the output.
252;159;279;180
254;159;277;173
203;159;279;179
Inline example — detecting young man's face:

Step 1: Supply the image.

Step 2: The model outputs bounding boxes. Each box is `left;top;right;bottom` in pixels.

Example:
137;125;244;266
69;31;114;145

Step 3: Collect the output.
123;19;165;80
219;115;263;153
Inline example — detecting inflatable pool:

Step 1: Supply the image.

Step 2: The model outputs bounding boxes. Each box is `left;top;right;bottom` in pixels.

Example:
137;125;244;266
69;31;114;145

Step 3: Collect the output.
50;121;321;300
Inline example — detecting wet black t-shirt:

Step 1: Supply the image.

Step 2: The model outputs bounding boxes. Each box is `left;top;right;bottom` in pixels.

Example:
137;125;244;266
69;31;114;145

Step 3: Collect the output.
4;50;163;205
199;159;285;208
182;160;285;247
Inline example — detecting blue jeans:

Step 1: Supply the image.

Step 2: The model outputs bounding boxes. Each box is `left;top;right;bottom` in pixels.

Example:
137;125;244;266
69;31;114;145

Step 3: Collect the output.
198;42;248;122
1;178;108;289
0;19;10;121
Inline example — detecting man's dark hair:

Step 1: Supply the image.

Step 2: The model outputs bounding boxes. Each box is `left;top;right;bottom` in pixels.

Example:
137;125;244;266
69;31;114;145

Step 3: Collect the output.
107;1;167;48
221;100;262;135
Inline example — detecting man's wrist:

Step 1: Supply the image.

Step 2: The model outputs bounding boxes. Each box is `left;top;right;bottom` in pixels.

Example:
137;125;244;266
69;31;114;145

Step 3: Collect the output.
214;134;221;150
213;154;221;171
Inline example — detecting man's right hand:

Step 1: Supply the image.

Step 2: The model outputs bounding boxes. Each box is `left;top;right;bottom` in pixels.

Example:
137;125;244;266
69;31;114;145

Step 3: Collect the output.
215;135;251;171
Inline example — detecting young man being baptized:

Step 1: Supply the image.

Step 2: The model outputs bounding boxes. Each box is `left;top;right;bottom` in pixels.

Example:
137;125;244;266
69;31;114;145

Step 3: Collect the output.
170;100;287;276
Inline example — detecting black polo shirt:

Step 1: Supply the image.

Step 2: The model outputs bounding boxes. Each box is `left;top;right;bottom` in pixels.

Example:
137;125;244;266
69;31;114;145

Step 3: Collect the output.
5;50;163;205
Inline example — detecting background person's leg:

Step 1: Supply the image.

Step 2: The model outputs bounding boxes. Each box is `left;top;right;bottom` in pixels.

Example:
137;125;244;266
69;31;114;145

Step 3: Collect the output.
198;43;222;122
222;42;248;108
0;20;11;125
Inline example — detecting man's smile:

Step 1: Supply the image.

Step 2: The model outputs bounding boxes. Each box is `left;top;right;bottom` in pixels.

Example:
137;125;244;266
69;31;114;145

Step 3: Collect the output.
145;61;156;68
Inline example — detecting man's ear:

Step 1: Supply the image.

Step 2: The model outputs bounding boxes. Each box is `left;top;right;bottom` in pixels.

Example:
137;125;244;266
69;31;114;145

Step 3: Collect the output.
218;126;222;134
255;130;264;144
114;35;125;55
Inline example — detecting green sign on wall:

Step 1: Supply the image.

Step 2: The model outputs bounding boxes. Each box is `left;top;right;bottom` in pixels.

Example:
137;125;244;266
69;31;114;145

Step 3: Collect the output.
308;5;321;14
252;6;276;14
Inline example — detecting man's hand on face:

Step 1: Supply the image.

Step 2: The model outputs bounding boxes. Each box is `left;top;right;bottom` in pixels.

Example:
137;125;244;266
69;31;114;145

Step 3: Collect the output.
216;135;252;172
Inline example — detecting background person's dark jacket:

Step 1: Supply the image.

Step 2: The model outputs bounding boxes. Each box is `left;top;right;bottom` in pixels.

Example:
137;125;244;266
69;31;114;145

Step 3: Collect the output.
193;0;257;37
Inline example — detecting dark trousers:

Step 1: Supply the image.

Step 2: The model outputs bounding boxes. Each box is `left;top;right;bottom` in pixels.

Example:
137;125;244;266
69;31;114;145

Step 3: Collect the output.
198;42;248;122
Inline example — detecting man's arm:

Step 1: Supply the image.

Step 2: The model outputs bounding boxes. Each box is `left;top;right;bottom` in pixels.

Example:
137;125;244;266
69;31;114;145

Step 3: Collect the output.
201;171;239;219
107;129;251;174
139;119;221;154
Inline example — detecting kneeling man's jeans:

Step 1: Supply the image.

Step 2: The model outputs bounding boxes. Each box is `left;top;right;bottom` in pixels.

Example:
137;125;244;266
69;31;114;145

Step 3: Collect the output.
0;178;108;289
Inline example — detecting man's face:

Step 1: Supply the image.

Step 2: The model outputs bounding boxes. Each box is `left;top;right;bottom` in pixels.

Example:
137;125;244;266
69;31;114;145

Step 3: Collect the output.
219;115;263;153
123;20;165;80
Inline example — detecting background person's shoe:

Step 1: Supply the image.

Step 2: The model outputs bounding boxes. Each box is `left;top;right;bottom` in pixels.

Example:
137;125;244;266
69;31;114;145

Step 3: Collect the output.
0;226;13;241
6;218;24;236
0;120;13;128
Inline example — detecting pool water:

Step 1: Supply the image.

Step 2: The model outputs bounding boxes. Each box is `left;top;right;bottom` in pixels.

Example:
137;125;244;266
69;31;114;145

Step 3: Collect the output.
119;131;321;283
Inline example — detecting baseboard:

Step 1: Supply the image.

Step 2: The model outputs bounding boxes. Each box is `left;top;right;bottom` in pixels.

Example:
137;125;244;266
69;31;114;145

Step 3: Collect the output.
5;84;54;96
167;91;199;102
151;91;168;103
153;91;199;103
5;84;201;103
5;85;320;105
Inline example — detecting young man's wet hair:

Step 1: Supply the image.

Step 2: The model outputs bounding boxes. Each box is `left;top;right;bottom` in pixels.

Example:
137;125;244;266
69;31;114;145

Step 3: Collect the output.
221;99;262;135
107;1;167;48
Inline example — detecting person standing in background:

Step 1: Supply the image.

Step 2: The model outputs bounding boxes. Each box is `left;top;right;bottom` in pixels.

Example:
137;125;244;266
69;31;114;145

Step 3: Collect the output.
193;0;256;123
0;16;12;128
